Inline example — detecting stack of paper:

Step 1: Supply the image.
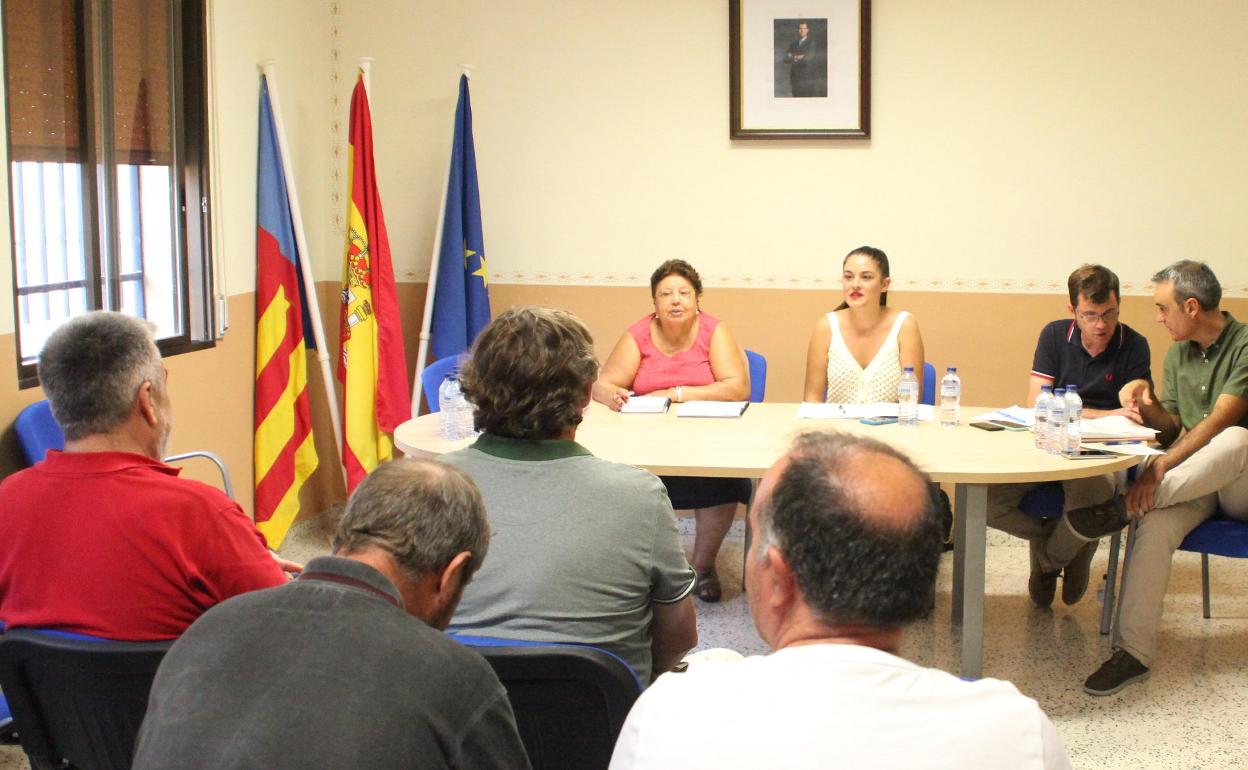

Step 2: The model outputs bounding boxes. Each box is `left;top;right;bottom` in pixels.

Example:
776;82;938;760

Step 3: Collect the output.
677;401;749;418
1078;415;1158;440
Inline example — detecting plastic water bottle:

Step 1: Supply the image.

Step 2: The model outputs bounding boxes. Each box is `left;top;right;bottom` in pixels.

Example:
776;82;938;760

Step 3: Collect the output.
1048;388;1067;455
898;366;919;426
438;377;464;440
1064;384;1083;457
1033;385;1053;450
939;367;961;427
453;387;476;440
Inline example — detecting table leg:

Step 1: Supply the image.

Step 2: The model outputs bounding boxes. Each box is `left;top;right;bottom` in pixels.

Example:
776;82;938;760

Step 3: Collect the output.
952;483;987;679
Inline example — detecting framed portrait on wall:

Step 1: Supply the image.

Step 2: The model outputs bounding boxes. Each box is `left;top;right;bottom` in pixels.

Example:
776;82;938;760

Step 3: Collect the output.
729;0;870;139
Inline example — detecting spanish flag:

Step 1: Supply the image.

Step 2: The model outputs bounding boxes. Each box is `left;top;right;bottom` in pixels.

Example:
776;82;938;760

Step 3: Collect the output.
254;77;318;547
338;74;410;493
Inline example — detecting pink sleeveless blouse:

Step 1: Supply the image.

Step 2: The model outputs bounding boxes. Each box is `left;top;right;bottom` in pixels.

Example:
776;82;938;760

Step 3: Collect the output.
629;312;720;395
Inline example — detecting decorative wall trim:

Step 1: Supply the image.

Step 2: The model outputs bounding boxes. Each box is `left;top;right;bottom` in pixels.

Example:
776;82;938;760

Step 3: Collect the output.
441;271;1248;297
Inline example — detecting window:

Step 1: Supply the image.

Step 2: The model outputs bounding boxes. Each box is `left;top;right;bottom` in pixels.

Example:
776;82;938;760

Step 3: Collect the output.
2;0;213;386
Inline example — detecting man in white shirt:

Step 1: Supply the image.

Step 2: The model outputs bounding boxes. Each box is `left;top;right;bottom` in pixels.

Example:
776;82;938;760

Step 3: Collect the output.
610;431;1072;770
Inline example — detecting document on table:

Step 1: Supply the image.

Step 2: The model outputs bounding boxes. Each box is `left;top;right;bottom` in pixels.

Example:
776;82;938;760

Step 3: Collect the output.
1078;416;1158;440
1081;441;1166;456
619;395;670;414
972;406;1033;426
677;401;749;418
797;402;934;421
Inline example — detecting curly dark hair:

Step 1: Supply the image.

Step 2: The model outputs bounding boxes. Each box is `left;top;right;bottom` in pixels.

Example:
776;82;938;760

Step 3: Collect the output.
459;307;599;439
756;431;943;629
649;259;703;297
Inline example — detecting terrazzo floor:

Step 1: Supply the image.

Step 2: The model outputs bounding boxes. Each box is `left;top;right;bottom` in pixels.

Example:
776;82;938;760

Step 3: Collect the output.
3;514;1245;769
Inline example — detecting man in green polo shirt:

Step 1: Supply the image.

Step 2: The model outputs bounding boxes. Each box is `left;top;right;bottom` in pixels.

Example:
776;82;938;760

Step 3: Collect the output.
1075;261;1248;696
439;307;698;684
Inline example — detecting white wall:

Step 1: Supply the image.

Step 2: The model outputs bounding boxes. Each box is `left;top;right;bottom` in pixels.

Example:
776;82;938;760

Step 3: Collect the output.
337;0;1248;296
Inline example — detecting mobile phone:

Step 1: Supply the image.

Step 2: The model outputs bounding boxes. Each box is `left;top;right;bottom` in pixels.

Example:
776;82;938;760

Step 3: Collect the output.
860;415;899;426
1063;448;1118;460
970;421;1004;432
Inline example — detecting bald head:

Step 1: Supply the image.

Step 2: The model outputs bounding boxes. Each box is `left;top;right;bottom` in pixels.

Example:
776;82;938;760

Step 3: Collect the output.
754;431;942;630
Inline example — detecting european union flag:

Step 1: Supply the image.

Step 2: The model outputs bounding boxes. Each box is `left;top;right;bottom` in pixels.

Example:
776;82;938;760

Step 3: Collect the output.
430;75;491;362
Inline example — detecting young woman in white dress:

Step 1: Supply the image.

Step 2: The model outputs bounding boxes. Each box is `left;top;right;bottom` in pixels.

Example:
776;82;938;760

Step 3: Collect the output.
803;246;926;403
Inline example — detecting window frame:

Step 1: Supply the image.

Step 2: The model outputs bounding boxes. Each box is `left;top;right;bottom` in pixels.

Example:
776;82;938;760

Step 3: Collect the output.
3;0;215;389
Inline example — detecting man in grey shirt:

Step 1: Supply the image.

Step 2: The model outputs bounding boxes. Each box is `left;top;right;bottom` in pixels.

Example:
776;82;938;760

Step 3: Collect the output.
133;459;529;770
441;307;698;683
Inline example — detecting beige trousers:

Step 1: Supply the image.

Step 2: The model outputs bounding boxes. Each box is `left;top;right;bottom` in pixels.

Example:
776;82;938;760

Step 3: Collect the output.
986;474;1118;572
1118;426;1248;666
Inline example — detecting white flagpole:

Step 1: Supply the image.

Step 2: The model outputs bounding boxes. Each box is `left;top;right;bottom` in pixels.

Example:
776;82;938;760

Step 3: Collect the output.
411;64;472;417
260;61;347;489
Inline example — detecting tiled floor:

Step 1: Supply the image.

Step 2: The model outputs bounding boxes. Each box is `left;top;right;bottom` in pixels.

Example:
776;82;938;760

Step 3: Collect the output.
3;516;1245;769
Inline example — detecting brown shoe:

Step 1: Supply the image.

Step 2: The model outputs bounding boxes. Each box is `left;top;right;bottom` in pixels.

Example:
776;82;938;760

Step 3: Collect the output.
1067;495;1127;539
1062;539;1099;605
1028;539;1057;608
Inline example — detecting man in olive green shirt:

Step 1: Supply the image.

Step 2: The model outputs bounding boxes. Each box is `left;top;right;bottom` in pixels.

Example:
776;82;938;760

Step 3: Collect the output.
1079;261;1248;696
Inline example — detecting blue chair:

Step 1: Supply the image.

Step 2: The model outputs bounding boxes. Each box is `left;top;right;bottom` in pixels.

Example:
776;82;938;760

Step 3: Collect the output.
451;635;641;770
1109;512;1248;637
420;355;461;413
744;349;767;403
14;401;64;465
921;361;937;407
13;400;234;496
0;629;173;770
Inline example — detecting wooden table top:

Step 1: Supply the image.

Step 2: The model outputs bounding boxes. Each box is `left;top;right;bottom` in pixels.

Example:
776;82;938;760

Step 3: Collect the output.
394;402;1139;484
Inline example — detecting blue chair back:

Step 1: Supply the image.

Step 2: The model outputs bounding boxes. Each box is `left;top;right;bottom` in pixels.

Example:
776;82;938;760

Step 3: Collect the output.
14;401;65;465
744;349;767;403
921;362;937;407
0;629;173;770
420;355;461;413
451;634;642;770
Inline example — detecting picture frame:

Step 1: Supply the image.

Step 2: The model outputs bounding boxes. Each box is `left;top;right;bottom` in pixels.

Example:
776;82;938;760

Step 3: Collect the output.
729;0;871;139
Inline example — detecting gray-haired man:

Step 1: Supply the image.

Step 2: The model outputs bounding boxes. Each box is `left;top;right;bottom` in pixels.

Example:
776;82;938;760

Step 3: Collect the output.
0;311;288;638
1078;261;1248;696
133;459;530;770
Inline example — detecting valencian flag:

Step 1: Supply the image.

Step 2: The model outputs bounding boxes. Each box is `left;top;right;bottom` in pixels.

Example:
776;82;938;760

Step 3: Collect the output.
430;75;491;362
254;78;318;547
338;73;410;493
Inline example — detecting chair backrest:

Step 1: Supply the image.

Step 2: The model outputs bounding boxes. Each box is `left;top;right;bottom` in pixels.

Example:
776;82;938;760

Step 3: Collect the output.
744;349;767;403
14;401;65;466
921;361;937;407
0;629;173;770
420;355;461;414
455;637;642;770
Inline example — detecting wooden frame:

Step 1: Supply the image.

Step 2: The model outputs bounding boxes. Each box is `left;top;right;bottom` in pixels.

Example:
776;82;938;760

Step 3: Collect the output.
729;0;871;139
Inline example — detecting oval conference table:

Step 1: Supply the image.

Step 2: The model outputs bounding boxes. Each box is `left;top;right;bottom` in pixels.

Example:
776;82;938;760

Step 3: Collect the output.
394;401;1139;679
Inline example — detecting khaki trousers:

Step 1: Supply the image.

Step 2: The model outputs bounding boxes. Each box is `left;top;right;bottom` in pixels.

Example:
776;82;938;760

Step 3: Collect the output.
1118;426;1248;666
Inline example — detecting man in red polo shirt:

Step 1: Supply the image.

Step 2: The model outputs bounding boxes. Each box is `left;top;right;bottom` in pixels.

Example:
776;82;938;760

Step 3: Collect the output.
0;312;289;640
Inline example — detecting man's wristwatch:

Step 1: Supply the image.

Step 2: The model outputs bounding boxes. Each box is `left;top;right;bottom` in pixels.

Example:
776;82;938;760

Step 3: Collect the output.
675;386;683;403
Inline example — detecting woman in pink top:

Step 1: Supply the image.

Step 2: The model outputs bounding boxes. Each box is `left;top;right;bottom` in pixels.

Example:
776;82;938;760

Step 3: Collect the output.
593;260;751;602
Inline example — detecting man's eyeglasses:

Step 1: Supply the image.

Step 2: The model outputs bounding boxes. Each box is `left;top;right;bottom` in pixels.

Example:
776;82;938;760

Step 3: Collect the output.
1077;309;1119;324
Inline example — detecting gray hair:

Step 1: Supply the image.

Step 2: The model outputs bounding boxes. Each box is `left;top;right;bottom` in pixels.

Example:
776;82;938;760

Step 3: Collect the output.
37;311;164;441
755;431;942;629
333;459;491;583
1152;260;1222;311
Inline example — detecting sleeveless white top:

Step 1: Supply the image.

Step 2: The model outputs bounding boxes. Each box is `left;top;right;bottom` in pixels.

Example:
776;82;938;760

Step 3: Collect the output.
825;310;911;404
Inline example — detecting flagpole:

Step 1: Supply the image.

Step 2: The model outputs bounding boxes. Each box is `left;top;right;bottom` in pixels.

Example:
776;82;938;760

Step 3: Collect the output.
358;57;373;98
260;61;347;489
412;64;472;417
